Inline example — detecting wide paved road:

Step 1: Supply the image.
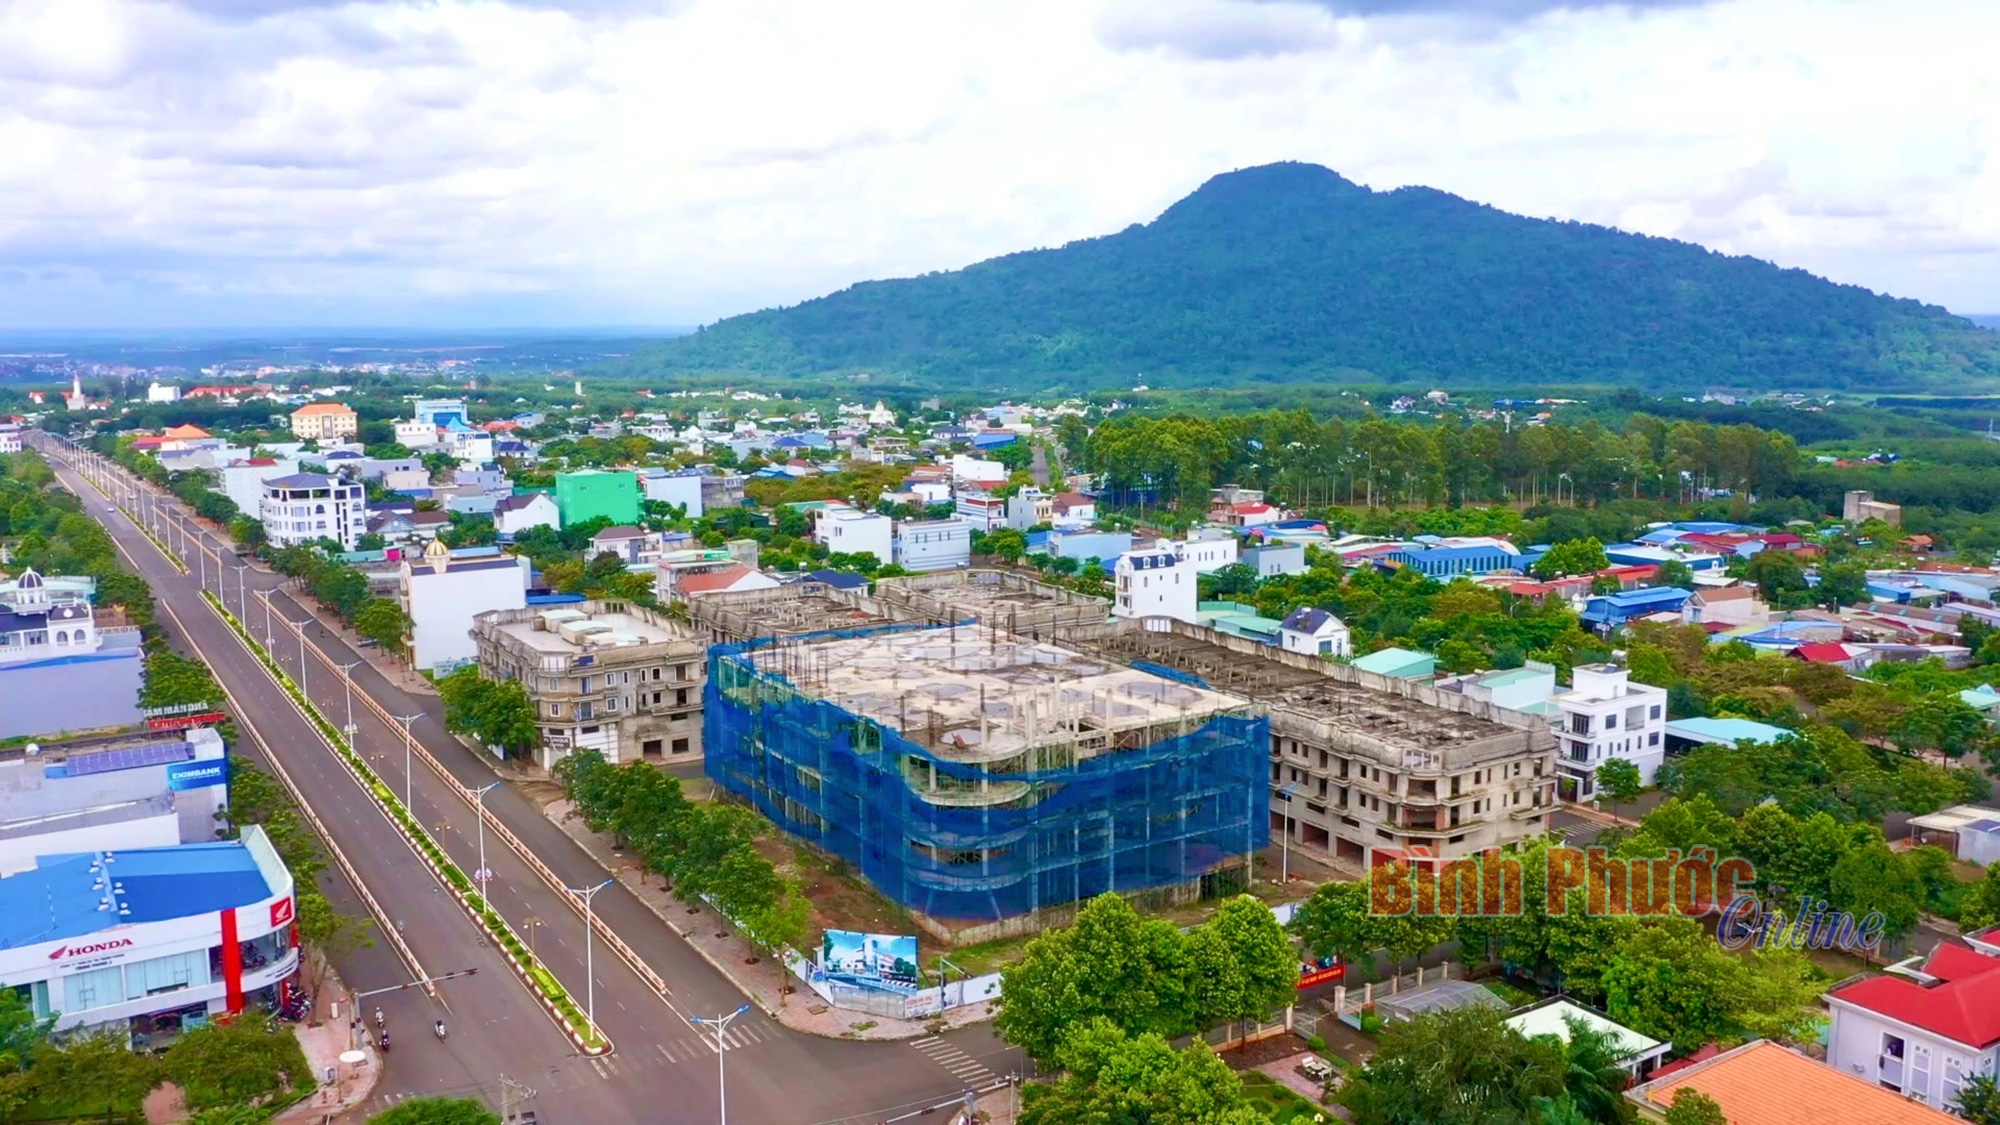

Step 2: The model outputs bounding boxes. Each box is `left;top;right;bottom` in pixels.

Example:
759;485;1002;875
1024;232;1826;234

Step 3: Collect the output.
39;437;1024;1125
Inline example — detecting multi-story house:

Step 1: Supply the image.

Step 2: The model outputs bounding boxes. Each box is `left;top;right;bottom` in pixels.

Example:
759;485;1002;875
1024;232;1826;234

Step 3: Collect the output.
1552;664;1669;799
397;539;530;672
289;402;358;441
259;472;365;550
954;493;1008;533
493;492;560;537
1114;547;1197;623
1005;488;1053;531
471;601;707;769
1824;933;2000;1112
818;510;894;567
893;517;973;572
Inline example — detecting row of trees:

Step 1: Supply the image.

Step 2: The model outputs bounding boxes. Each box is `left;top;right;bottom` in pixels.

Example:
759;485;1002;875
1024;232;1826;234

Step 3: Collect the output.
1080;411;1801;513
553;751;812;993
268;543;415;655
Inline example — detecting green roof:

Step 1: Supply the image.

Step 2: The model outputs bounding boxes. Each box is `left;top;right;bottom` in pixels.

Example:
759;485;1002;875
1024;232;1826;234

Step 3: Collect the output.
1351;647;1437;678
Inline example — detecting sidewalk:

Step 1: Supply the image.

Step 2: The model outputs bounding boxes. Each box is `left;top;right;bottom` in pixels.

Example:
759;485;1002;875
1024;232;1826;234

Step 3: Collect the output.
275;969;381;1123
543;797;999;1041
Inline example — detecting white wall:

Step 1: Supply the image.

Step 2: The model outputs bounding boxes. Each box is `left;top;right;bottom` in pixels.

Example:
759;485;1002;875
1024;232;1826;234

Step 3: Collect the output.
1827;1002;1999;1110
404;558;530;670
1114;553;1198;623
640;472;705;519
0;813;180;877
896;519;972;572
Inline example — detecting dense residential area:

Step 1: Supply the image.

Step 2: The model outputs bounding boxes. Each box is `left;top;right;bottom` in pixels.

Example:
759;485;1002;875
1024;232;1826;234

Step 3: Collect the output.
3;366;2000;1124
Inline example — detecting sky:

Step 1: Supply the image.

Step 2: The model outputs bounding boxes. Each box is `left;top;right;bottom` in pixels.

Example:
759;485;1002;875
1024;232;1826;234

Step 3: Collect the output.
1;0;1995;330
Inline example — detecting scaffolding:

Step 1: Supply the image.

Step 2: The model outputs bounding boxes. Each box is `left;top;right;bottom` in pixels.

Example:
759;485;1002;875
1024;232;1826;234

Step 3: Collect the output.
704;622;1270;923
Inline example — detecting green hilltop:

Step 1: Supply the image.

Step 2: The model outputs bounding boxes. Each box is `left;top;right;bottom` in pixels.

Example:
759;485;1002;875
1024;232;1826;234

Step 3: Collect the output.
616;161;2000;392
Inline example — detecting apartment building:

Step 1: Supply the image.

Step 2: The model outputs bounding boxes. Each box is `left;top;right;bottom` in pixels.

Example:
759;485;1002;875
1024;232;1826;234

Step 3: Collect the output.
893;517;973;572
1113;547;1197;623
1066;619;1558;869
1553;664;1669;799
471;601;707;769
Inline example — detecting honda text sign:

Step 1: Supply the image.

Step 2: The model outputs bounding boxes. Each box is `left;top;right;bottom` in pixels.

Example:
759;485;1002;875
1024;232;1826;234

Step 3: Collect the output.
165;759;229;791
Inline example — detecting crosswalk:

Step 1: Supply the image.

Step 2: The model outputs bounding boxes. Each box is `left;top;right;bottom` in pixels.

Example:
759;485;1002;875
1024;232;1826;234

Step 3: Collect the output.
910;1035;997;1086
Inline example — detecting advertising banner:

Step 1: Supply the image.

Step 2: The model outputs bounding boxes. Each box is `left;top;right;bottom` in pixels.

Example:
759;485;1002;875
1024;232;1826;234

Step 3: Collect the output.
165;759;230;791
815;929;920;997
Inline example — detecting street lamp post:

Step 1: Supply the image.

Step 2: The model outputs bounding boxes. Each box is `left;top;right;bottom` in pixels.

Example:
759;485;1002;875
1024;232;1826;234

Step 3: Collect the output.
393;713;424;810
286;617;311;694
464;782;500;896
261;590;276;649
1276;783;1300;884
337;660;361;745
690;1004;752;1125
564;878;614;1032
234;564;250;621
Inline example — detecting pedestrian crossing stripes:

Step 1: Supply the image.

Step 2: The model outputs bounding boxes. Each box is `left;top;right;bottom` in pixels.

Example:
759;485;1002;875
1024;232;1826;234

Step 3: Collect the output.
910;1036;997;1085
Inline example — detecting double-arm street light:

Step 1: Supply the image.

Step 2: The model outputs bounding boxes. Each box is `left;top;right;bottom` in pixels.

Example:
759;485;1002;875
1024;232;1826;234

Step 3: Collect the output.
564;878;615;1032
462;781;500;894
336;660;362;745
392;713;425;811
691;1004;753;1125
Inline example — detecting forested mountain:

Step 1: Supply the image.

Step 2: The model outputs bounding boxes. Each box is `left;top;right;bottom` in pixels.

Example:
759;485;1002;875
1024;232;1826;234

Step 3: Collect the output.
625;162;2000;392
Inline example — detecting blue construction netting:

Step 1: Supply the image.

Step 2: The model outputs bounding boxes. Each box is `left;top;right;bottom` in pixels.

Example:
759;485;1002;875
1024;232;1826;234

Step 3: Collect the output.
1131;660;1211;690
704;629;1270;923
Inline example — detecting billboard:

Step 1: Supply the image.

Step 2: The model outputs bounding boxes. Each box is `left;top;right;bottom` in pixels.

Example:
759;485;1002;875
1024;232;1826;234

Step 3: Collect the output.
166;759;230;791
815;929;920;996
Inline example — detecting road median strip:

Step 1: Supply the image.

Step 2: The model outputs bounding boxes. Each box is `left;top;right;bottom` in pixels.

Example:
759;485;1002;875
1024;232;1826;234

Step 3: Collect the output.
200;591;611;1056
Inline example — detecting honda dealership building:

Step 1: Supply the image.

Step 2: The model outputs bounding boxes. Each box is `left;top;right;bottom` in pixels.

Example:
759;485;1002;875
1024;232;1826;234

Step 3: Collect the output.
0;827;298;1041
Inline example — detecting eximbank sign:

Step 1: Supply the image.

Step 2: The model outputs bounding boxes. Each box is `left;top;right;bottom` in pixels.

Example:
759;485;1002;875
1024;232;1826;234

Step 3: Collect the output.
165;759;229;791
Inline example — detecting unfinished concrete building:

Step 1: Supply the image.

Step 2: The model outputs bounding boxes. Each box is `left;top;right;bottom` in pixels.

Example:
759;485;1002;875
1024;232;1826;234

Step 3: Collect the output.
1064;619;1557;869
873;569;1110;639
704;622;1268;940
684;579;922;646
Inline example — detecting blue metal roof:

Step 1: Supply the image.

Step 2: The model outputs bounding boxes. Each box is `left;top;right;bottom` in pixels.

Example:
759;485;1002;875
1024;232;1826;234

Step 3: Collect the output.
1664;717;1792;746
0;841;275;951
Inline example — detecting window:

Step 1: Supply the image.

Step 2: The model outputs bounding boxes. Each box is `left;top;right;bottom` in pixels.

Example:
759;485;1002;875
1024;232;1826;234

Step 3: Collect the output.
126;948;209;998
672;738;690;754
548;702;562;717
1944;1057;1967;1108
1649;732;1660;746
676;689;688;707
1649;704;1662;720
580;725;600;735
64;965;124;1012
1605;713;1618;729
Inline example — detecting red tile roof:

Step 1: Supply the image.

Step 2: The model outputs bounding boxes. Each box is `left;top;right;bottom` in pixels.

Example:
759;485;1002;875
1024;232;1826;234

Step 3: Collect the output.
1634;1041;1960;1125
677;565;755;595
1791;642;1853;663
1828;944;2000;1048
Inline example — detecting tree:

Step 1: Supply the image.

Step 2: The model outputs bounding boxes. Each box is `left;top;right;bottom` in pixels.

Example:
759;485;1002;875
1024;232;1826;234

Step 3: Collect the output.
23;1032;162;1120
1550;1015;1635;1125
368;1096;504;1125
0;988;55;1078
1341;1005;1564;1125
1018;1018;1264;1125
996;893;1197;1065
1961;865;2000;932
1532;538;1609;579
1815;559;1868;609
1746;549;1809;608
1827;841;1925;943
1653;558;1694;590
297;889;374;996
1663;1088;1728;1125
1601;918;1747;1047
739;879;813;1006
162;1017;312;1112
1594;758;1642;816
354;597;413;657
1287;879;1377;968
1186;896;1298;1035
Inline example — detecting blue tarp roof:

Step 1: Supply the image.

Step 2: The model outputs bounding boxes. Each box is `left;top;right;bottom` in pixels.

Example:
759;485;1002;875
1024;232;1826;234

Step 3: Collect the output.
1665;717;1792;746
0;840;275;951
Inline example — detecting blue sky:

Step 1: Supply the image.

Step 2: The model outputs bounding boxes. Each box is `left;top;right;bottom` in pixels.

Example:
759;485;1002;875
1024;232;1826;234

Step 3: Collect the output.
1;0;1995;330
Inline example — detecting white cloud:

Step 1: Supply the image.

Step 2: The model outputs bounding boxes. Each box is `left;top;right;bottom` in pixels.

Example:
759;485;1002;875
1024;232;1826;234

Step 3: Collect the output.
0;0;1994;328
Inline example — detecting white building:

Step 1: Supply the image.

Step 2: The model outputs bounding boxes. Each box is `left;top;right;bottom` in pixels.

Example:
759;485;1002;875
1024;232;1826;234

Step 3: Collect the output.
866;400;897;427
955;494;1008;533
0;828;298;1036
1437;661;1561;719
1553;664;1668;799
493;492;560;537
1113;547;1198;623
819;510;894;567
636;468;705;519
259;472;365;550
394;419;441;449
1824;935;2000;1111
1173;532;1240;573
949;454;1006;485
214;460;298;517
0;425;20;454
1279;607;1350;658
894;517;973;572
0;727;231;877
1006;488;1053;531
145;382;181;403
399;539;530;672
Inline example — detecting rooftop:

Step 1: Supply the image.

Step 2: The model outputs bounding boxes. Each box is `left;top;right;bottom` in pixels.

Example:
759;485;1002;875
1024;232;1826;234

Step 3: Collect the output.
688;581;918;642
1663;717;1792;746
1504;999;1663;1058
741;625;1248;763
1826;943;2000;1049
875;569;1109;638
291;402;355;415
1625;1040;1960;1125
476;601;699;656
1062;621;1543;767
0;828;280;951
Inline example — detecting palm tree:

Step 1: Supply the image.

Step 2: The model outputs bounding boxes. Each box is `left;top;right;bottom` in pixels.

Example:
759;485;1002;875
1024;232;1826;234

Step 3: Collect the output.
1557;1015;1636;1123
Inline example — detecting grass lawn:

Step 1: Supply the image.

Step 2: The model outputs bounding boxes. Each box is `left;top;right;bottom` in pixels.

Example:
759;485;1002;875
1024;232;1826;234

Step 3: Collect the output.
1240;1071;1335;1124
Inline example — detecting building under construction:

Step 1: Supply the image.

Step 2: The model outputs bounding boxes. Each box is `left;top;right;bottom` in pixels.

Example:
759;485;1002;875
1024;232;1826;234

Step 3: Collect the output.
873;569;1110;639
685;578;920;646
704;620;1268;938
1062;618;1557;869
